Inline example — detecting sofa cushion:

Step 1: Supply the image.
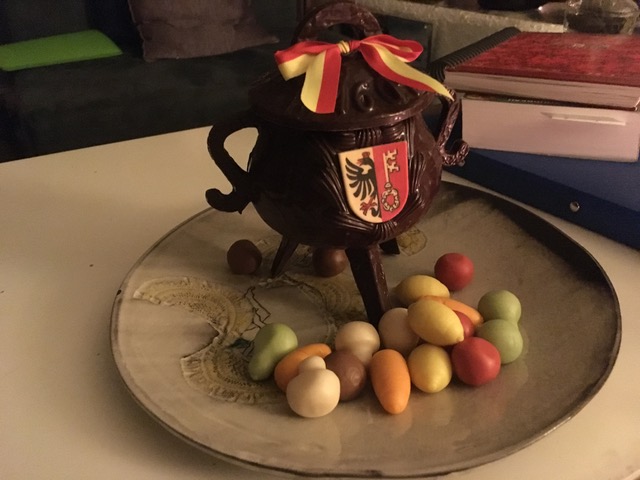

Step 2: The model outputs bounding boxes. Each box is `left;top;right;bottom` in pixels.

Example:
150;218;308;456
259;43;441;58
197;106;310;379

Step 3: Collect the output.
0;30;122;71
128;0;277;61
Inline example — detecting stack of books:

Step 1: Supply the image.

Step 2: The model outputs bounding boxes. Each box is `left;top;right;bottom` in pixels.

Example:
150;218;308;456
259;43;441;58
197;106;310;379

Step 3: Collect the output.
427;29;640;248
449;148;640;249
438;29;640;163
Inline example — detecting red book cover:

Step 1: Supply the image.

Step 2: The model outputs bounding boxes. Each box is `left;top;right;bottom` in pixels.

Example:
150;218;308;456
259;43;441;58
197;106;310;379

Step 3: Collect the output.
446;32;640;88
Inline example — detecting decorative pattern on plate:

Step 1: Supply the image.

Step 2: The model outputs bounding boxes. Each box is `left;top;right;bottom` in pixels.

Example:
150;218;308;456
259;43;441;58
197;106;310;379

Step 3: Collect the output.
130;225;426;404
133;268;366;404
395;225;427;256
133;277;257;345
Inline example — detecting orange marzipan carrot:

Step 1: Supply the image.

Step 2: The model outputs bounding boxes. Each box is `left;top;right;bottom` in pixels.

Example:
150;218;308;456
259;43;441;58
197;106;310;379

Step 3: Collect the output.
422;295;484;326
273;343;332;392
369;349;411;414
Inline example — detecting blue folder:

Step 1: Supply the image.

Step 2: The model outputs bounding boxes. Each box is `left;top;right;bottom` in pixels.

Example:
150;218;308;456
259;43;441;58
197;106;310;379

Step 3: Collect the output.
445;149;640;249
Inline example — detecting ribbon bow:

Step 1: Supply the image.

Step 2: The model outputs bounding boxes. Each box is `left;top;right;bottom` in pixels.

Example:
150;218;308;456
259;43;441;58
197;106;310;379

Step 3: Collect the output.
274;34;452;114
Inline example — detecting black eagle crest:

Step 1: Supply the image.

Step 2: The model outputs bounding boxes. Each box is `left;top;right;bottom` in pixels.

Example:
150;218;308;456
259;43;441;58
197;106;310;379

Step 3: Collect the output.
344;151;380;217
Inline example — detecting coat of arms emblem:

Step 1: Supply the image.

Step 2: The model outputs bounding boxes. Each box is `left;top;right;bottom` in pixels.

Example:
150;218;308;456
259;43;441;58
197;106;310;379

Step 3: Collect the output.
338;141;409;223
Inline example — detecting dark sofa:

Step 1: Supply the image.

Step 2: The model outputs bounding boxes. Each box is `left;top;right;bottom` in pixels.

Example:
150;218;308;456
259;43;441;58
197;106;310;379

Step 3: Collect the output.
0;0;437;162
0;0;298;161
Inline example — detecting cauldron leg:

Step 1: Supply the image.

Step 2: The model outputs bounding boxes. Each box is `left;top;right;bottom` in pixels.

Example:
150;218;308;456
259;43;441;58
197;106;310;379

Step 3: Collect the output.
346;245;390;328
271;236;299;277
380;238;400;255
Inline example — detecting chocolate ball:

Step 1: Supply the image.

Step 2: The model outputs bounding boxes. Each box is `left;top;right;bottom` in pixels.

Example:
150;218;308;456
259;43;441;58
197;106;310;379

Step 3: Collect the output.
226;239;262;274
324;350;367;401
312;248;348;277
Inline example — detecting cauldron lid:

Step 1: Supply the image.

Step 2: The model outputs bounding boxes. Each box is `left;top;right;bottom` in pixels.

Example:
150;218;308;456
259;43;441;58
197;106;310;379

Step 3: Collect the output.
248;1;436;132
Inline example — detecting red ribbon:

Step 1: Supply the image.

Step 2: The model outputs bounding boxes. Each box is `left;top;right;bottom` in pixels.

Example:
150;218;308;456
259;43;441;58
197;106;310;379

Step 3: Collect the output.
275;34;451;114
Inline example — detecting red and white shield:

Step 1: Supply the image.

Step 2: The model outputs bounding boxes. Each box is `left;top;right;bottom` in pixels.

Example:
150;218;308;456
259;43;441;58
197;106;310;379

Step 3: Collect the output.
338;141;409;223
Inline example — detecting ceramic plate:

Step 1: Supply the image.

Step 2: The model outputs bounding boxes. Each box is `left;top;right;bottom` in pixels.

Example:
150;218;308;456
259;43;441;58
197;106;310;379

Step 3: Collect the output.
111;182;620;478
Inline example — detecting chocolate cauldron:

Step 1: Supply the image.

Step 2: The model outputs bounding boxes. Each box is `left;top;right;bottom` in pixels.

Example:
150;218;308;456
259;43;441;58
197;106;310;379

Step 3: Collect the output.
205;2;468;325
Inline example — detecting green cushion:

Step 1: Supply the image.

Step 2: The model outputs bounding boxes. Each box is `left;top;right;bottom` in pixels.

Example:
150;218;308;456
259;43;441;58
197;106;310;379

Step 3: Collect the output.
0;30;122;71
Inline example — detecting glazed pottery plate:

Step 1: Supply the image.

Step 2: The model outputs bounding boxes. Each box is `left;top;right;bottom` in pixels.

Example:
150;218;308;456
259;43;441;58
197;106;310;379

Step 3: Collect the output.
111;182;620;478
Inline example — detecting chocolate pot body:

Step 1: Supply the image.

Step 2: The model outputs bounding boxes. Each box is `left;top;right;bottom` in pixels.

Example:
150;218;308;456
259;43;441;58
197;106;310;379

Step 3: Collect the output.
249;116;441;249
205;1;468;325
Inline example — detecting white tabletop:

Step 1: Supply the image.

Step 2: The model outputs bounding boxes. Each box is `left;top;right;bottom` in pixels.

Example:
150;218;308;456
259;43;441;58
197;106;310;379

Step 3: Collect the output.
1;127;639;480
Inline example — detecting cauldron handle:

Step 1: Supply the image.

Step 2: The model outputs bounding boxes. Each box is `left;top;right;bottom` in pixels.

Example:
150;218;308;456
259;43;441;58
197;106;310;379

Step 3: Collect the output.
205;110;258;213
434;89;469;166
292;1;383;43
